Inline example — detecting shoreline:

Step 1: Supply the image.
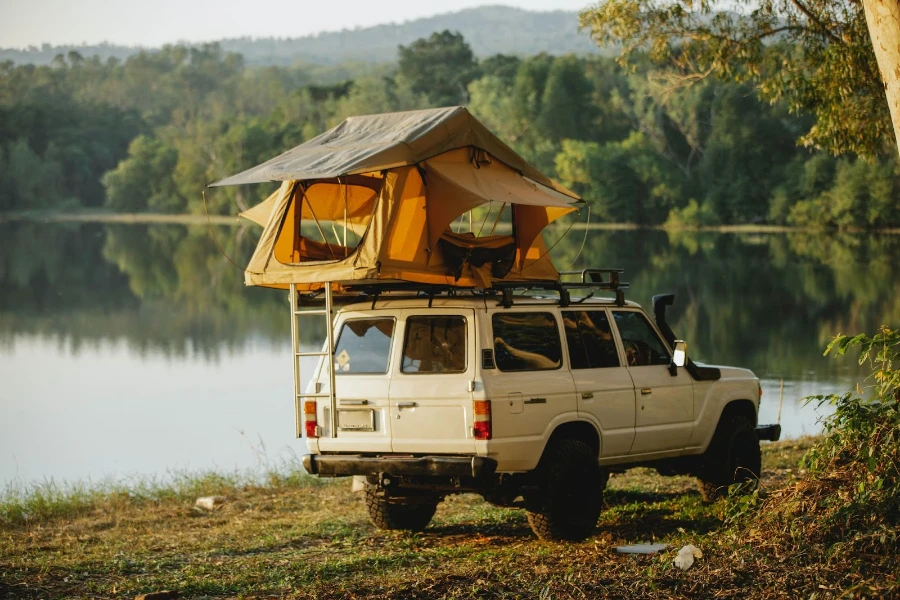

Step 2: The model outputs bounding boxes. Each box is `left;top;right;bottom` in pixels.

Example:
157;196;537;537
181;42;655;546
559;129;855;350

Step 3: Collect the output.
2;210;900;233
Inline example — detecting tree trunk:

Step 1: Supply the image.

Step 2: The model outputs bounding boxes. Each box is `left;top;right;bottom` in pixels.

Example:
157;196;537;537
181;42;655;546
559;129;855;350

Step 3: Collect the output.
863;0;900;156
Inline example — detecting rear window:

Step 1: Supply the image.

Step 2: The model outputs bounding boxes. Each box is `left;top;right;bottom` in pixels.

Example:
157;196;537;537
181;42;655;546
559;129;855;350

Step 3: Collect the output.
402;316;467;373
492;312;562;372
563;310;620;369
333;318;394;374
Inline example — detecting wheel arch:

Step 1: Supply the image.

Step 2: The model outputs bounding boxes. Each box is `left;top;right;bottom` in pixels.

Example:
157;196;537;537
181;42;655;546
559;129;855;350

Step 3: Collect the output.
720;399;758;428
546;420;601;459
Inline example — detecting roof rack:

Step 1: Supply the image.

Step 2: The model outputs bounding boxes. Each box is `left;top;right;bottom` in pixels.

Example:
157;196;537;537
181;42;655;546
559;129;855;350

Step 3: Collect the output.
294;268;630;309
493;269;630;308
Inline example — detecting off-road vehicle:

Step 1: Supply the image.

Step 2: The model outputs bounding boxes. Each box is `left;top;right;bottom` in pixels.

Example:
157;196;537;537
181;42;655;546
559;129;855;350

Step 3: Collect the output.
299;270;780;541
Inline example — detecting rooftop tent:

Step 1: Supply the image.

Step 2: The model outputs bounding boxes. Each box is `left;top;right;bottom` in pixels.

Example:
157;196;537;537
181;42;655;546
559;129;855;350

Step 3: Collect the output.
211;106;582;290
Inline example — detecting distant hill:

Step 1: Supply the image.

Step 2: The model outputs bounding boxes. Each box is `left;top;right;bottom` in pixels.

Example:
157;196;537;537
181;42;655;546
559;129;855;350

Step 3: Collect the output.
0;5;601;67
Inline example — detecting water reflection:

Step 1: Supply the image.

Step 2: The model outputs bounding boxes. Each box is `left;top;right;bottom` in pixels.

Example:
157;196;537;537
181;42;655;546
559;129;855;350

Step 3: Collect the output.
1;221;897;484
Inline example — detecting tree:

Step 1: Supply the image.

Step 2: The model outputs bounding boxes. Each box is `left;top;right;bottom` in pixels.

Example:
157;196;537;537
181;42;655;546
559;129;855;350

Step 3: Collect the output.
580;0;893;157
102;135;183;212
397;30;480;107
862;0;900;156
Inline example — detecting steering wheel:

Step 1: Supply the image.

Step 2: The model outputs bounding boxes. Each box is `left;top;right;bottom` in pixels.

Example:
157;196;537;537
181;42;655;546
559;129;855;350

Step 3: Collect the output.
623;340;642;367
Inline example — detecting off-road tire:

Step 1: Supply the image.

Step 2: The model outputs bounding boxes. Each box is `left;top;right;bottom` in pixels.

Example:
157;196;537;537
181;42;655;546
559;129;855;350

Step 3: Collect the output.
696;415;761;502
364;489;438;532
525;438;607;541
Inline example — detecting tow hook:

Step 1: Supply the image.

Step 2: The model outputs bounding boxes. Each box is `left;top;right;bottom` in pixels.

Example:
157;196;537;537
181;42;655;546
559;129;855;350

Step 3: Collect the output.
755;424;782;441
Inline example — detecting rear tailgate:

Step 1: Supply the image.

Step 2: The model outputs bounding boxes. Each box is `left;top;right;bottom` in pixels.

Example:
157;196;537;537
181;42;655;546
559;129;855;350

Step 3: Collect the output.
388;308;477;454
315;312;394;453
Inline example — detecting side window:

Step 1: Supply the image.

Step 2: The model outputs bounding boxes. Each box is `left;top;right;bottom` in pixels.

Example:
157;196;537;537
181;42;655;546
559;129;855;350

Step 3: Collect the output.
563;310;620;369
492;312;562;372
402;316;467;374
333;318;394;374
612;311;671;367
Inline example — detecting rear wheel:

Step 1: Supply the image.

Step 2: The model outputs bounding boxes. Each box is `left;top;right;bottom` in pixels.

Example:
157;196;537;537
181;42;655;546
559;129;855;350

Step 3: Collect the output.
525;438;607;541
696;415;761;502
364;489;438;532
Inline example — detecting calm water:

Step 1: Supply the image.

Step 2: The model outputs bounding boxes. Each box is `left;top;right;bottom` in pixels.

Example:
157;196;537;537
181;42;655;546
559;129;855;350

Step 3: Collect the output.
1;221;897;486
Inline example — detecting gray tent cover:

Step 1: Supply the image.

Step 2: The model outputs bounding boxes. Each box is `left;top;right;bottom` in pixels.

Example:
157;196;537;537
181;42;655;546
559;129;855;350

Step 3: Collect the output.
209;106;578;199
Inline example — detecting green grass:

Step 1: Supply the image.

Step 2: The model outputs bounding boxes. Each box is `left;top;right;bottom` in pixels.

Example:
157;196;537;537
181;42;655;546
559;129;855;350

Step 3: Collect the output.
4;437;892;599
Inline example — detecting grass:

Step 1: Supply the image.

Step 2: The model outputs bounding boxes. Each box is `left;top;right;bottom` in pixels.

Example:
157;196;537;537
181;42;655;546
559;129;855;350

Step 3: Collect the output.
1;438;859;599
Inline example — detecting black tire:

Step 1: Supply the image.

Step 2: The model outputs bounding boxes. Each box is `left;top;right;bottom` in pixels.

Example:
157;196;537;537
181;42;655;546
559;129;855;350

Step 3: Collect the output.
696;415;761;502
525;438;607;541
364;489;438;532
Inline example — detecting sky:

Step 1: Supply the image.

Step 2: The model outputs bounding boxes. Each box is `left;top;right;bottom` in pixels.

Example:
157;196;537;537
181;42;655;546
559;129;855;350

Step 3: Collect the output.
1;0;594;49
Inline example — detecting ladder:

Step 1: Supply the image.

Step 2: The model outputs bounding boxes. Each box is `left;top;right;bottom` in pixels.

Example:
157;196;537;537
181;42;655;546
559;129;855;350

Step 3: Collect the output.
289;282;337;438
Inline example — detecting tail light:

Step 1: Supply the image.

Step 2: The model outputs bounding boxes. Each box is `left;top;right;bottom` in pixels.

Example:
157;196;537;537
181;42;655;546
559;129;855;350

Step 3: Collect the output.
473;400;492;440
304;400;319;438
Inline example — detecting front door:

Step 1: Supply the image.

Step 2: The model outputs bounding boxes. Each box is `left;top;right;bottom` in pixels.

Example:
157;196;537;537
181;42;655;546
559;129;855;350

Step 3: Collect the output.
611;309;693;455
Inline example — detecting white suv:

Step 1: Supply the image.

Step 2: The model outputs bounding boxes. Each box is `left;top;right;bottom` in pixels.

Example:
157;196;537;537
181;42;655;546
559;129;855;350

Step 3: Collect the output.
300;274;779;540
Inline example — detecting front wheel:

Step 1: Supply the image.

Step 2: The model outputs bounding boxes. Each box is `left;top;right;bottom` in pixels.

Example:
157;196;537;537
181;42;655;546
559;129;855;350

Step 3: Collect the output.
696;415;761;502
364;489;438;532
525;438;607;541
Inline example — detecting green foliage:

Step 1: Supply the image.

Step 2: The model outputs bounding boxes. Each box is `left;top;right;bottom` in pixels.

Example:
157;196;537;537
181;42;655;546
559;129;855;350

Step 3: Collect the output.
787;157;900;229
2;31;898;226
555;134;680;224
742;327;900;555
664;199;719;228
397;30;479;107
579;0;892;157
103;136;182;212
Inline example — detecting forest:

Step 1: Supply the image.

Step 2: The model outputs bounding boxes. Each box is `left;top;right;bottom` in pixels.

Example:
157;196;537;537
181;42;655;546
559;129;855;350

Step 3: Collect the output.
1;31;899;228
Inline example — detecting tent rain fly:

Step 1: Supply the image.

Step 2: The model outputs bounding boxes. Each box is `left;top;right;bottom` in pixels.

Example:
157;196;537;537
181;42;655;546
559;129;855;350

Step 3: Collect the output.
211;106;582;291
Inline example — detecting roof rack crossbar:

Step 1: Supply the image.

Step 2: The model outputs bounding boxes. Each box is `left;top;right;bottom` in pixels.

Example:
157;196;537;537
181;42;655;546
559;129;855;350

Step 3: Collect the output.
291;267;629;308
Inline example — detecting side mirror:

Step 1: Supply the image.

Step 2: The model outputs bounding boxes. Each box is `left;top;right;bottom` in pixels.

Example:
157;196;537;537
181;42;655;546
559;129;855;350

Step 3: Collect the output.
672;340;687;368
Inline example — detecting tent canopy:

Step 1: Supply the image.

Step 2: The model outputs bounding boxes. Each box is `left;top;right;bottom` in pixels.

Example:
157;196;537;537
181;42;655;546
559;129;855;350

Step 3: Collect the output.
214;107;582;290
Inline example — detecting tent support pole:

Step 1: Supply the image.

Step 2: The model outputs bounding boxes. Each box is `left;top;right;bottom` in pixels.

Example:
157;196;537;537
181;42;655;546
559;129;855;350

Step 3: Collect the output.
304;195;336;260
342;178;348;257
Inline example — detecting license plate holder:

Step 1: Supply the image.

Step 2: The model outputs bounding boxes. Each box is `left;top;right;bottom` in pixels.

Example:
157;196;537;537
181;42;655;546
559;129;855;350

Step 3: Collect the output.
338;409;375;432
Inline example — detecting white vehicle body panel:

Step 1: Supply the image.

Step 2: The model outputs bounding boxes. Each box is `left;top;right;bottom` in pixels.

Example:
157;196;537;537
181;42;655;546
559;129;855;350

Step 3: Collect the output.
304;296;760;475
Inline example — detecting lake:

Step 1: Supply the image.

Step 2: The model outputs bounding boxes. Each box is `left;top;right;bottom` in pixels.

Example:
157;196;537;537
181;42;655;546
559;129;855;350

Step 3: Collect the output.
2;221;896;487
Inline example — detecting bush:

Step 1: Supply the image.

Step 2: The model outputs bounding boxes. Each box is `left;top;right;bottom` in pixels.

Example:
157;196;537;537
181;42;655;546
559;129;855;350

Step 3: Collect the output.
749;327;900;555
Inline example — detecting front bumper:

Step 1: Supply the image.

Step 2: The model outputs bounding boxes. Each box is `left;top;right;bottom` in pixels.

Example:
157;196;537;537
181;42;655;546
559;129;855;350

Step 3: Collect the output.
302;454;498;478
756;423;782;441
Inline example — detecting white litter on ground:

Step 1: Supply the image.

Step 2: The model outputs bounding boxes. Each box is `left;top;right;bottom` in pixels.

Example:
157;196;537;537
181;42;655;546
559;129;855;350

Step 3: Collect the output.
673;544;703;570
614;543;669;554
194;496;227;510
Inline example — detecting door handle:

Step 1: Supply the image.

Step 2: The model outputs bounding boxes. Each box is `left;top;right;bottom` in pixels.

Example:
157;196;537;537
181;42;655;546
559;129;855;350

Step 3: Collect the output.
524;397;547;404
397;401;418;409
641;388;652;395
581;392;594;400
340;399;368;406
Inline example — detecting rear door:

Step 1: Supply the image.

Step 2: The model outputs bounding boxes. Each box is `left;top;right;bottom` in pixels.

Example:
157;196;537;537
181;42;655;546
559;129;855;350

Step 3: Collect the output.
562;309;636;457
388;309;477;454
487;309;577;441
316;312;394;453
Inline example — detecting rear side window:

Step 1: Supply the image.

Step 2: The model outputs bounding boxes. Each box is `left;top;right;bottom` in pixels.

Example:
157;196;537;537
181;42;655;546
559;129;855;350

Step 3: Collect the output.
612;311;671;367
402;316;467;373
334;318;394;374
492;312;562;372
563;310;620;369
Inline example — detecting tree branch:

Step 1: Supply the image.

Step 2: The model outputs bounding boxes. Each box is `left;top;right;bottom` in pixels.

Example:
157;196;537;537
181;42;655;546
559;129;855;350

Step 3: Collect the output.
789;0;845;45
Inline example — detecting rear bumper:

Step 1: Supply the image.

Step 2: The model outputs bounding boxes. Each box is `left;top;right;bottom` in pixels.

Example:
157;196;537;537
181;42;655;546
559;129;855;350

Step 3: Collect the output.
756;423;782;442
302;454;498;478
